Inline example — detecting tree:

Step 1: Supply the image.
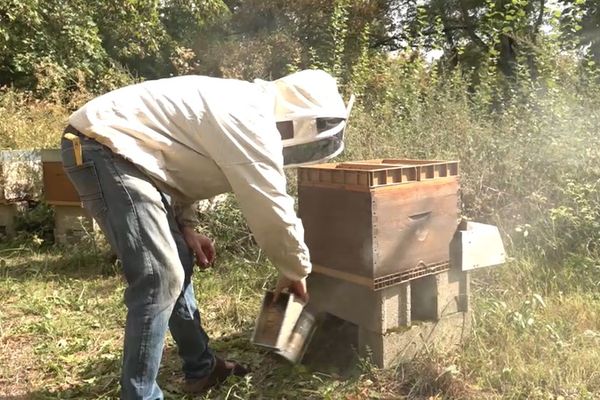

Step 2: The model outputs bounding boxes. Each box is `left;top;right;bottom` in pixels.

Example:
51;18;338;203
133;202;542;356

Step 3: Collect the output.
560;1;600;65
0;0;228;94
377;0;550;79
191;0;389;82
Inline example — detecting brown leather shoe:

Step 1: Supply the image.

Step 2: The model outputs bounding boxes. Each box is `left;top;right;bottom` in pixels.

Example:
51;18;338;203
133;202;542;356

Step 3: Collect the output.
183;357;249;394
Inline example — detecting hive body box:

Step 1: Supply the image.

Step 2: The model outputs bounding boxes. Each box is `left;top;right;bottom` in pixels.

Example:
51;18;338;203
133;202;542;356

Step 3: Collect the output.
298;159;460;290
41;149;94;244
41;149;81;205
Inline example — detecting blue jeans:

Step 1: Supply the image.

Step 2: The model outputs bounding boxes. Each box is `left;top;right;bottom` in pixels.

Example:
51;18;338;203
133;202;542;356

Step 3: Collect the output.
61;130;215;400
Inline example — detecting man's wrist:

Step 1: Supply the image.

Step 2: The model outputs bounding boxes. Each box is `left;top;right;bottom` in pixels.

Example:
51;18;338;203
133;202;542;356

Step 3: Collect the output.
180;225;198;236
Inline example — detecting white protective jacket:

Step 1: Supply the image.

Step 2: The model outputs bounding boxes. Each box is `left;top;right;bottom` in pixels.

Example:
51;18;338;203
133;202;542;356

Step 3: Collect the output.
69;69;350;281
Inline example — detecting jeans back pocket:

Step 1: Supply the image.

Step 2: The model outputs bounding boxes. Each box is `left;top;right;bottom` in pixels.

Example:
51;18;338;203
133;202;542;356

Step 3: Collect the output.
64;162;108;218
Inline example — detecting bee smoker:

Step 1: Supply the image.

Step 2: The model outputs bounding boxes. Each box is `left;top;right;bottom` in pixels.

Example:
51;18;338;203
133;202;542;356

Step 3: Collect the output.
252;291;318;363
275;306;317;363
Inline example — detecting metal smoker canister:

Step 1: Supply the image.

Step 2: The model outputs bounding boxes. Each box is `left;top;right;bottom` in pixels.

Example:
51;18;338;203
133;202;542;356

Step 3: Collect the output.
276;308;317;363
252;291;305;350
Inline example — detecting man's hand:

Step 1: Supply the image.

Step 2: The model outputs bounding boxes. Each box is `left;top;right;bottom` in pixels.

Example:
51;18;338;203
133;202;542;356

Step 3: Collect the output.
181;226;215;269
274;274;309;303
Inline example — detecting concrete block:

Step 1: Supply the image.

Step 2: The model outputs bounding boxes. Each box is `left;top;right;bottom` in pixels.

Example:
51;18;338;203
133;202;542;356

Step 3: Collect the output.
197;193;229;212
53;205;96;244
307;272;411;333
358;311;471;368
383;282;411;329
458;271;470;313
411;269;469;321
307;269;471;369
308;269;470;330
0;202;22;238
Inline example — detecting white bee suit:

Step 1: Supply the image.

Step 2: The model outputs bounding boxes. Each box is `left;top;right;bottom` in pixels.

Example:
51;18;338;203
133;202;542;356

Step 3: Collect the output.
69;69;349;281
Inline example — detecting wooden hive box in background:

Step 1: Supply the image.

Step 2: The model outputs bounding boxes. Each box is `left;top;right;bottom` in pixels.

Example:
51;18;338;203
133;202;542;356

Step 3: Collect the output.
298;159;460;290
41;149;80;205
41;149;95;244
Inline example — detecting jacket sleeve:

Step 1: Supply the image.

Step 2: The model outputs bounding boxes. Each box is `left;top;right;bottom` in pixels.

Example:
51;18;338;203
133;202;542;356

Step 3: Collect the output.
220;161;312;281
198;85;312;281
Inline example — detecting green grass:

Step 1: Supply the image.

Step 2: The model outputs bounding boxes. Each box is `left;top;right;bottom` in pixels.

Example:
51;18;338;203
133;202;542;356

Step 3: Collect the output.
461;264;600;400
0;89;71;150
2;232;600;399
2;50;600;399
0;238;374;400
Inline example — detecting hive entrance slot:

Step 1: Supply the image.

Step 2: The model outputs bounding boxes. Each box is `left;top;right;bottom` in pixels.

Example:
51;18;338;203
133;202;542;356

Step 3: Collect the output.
409;211;432;221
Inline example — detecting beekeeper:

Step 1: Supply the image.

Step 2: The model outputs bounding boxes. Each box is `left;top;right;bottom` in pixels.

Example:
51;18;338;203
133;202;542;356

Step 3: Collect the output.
61;69;351;400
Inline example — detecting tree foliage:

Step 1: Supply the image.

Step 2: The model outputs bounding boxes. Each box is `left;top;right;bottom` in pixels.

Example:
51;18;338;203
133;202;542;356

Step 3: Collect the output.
0;0;597;95
0;0;226;93
559;0;600;63
1;0;599;276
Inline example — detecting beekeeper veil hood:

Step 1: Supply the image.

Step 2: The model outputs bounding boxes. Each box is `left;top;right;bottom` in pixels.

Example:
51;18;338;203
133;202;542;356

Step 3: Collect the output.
268;69;353;167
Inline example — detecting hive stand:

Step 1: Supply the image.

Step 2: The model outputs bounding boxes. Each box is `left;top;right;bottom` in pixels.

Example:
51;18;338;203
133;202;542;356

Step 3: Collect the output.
0;200;21;238
52;205;97;244
41;149;96;244
307;268;470;368
298;159;469;368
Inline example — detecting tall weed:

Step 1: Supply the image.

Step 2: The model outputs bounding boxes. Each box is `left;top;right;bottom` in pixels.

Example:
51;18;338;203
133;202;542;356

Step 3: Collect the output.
0;88;70;149
344;54;600;280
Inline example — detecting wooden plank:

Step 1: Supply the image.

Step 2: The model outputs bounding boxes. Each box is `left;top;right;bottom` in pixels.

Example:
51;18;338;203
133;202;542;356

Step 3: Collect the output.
312;264;374;289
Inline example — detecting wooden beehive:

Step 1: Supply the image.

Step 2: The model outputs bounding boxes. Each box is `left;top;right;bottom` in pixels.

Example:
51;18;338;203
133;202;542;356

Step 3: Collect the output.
41;149;81;205
298;159;460;290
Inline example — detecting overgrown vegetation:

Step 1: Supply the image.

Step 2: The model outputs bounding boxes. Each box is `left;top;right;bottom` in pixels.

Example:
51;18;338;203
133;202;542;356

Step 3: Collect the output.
2;0;600;399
